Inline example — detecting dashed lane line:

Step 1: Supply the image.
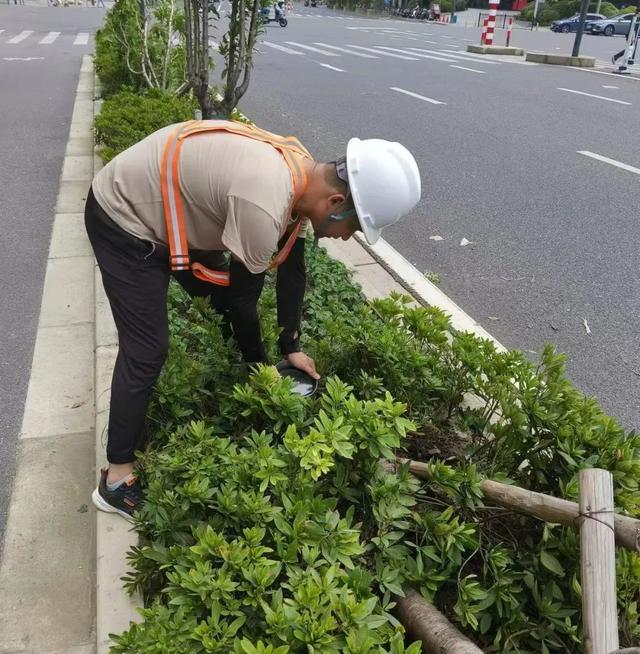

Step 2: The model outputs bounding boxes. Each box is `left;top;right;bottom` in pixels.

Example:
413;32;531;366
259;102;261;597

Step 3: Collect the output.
390;86;446;105
450;64;486;73
578;151;640;176
557;87;631;105
317;62;345;72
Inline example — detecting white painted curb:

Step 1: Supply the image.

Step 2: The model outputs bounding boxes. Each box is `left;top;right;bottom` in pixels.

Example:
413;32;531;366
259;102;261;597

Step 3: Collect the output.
353;234;505;351
90;59;142;653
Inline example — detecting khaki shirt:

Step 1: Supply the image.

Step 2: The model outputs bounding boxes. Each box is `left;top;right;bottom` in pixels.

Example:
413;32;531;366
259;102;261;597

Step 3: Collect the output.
92;122;309;274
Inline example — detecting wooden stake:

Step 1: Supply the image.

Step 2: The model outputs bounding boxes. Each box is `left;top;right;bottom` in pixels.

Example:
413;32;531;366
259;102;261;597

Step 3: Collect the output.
398;458;640;552
395;589;485;654
579;469;619;654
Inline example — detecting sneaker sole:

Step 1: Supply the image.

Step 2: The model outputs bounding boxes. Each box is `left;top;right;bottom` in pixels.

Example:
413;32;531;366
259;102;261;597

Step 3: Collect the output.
91;487;135;522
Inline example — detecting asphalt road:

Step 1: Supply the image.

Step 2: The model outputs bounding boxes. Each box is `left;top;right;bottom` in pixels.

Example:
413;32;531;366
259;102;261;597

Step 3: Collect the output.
236;5;640;429
0;4;102;544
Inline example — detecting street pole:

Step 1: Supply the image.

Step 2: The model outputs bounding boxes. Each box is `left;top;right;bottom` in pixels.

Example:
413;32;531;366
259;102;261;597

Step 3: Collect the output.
532;0;540;30
571;0;590;57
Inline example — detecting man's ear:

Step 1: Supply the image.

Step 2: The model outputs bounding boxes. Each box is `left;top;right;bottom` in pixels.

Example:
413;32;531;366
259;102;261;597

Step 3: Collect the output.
328;193;346;212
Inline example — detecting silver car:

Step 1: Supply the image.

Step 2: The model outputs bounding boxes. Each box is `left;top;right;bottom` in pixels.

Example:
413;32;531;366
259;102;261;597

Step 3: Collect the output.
589;13;636;36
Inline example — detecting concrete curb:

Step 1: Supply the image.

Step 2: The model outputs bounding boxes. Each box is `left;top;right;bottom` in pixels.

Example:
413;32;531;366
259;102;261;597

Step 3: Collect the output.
90;67;142;654
467;45;525;56
526;52;596;66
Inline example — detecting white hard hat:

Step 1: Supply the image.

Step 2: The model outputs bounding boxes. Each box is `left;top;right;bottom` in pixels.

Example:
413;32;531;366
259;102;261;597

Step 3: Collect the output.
344;138;421;245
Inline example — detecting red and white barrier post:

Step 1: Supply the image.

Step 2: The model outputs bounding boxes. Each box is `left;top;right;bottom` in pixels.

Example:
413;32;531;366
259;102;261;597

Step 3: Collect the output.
484;0;500;46
505;17;513;46
480;17;489;44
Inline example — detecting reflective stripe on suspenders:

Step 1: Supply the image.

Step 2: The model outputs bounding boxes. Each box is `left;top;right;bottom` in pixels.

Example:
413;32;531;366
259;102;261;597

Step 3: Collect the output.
160;120;311;286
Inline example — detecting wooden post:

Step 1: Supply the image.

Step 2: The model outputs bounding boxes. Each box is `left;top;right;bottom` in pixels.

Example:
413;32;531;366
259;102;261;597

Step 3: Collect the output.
398;458;640;552
395;589;485;654
579;469;618;654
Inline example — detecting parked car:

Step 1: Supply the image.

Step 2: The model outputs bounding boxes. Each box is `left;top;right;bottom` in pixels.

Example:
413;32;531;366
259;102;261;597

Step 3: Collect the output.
589;13;636;36
551;13;605;32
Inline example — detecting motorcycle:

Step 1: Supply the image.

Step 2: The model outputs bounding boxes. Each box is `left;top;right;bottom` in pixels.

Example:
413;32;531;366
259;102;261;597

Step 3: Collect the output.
260;5;288;26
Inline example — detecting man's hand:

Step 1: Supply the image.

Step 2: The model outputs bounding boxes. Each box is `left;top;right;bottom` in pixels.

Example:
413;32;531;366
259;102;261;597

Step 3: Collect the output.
286;351;320;380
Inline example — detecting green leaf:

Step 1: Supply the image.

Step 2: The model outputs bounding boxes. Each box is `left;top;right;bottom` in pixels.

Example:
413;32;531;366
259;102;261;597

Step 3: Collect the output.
540;550;565;577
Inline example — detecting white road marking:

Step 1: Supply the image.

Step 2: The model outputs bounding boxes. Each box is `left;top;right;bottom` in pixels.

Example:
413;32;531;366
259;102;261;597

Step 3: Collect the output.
39;31;60;44
442;49;532;64
318;62;345;71
406;46;500;64
602;84;619;89
73;32;90;45
557;87;631;105
390;86;446;105
3;56;44;61
347;44;419;60
7;30;33;44
375;45;455;62
563;66;640;81
314;42;378;58
285;41;340;55
263;41;305;55
577;151;640;176
346;26;398;29
450;64;486;73
421;39;439;44
0;30;4;36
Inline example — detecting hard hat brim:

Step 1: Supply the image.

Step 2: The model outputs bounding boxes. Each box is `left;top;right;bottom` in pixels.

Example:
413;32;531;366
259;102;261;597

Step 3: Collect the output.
345;138;381;246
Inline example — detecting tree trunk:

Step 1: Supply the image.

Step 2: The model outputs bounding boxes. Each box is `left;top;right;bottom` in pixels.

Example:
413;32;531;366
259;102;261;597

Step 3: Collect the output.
395;589;485;654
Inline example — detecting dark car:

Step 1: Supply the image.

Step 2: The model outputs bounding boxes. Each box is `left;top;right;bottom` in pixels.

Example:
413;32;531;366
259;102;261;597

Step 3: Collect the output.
551;13;605;32
589;13;636;36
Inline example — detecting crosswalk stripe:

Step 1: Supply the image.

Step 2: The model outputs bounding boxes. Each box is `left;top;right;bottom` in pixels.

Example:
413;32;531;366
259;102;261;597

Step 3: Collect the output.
374;46;456;62
313;42;378;58
39;31;61;45
73;32;89;45
7;30;33;44
441;49;505;64
285;41;340;56
405;47;500;64
263;41;305;55
346;44;419;60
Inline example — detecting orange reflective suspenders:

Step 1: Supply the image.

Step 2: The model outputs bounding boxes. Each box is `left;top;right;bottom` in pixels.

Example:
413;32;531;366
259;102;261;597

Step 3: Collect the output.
160;120;311;286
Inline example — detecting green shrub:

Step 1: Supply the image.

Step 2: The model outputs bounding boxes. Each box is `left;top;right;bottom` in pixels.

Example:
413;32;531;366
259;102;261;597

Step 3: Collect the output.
94;88;197;162
110;243;640;651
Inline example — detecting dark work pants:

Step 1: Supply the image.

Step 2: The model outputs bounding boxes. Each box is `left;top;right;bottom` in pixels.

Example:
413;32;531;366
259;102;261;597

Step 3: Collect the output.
84;188;229;464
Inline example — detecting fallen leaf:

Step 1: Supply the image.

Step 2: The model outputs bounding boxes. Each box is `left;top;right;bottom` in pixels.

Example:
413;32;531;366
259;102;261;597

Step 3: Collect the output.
550;323;559;331
78;504;88;513
488;316;499;321
429;235;443;241
583;318;591;335
460;237;473;247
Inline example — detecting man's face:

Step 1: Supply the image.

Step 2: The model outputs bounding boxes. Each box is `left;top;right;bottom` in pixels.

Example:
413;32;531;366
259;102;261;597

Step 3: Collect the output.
322;216;360;241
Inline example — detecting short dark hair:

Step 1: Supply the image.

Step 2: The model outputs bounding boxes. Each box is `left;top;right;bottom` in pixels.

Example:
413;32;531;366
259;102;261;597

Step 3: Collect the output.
324;162;348;195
